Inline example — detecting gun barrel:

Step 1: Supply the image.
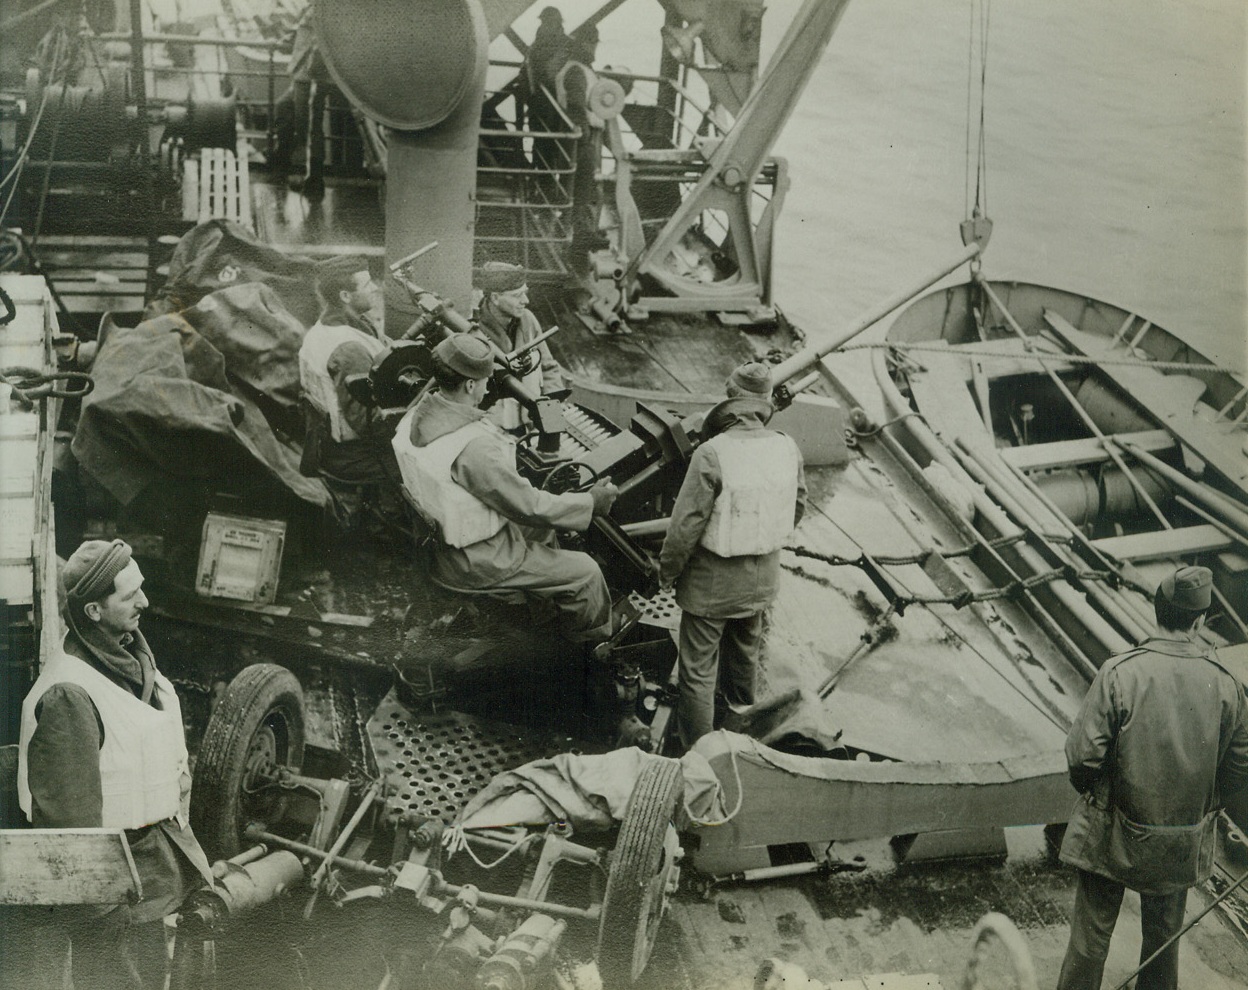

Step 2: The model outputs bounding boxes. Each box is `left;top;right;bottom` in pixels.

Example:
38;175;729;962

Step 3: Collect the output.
388;241;440;273
771;241;983;385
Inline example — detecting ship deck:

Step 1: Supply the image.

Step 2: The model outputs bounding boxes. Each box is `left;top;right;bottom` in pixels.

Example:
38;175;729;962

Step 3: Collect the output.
28;176;1248;989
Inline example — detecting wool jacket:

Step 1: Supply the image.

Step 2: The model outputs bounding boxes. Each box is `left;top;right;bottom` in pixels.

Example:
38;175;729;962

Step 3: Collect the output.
22;633;212;921
405;391;592;589
659;399;807;618
1060;635;1248;894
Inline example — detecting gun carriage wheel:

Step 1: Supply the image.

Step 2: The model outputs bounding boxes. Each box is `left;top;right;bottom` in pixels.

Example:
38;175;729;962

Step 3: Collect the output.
596;758;684;983
190;664;307;860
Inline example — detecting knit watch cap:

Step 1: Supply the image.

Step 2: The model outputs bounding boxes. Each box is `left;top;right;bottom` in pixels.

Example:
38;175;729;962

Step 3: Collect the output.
435;333;495;380
317;254;371;278
478;261;527;295
63;539;132;605
1159;564;1213;612
538;5;562;23
726;361;773;397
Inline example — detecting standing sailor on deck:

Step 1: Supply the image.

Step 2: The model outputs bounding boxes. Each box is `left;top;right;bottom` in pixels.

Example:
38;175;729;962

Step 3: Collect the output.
392;334;617;643
299;256;398;512
1057;564;1248;990
17;539;213;989
659;362;807;750
473;261;565;431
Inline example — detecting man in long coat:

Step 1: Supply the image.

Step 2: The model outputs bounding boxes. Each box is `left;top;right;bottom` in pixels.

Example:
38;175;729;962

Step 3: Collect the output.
1057;564;1248;990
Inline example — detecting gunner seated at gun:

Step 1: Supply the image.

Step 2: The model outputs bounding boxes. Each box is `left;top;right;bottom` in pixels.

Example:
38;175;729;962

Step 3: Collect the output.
392;334;617;643
298;256;403;522
472;261;566;432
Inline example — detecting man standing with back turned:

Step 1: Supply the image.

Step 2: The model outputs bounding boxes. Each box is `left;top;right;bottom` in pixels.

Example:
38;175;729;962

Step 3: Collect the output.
17;539;213;989
658;361;806;751
1057;564;1248;990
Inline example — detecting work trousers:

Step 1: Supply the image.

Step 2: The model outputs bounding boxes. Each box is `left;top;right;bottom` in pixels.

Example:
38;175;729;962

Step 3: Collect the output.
0;906;168;990
676;610;763;749
435;533;612;644
1057;868;1186;990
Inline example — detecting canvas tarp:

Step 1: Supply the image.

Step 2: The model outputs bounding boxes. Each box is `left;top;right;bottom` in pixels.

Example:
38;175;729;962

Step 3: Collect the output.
147;219;329;327
72;287;328;508
454;745;728;833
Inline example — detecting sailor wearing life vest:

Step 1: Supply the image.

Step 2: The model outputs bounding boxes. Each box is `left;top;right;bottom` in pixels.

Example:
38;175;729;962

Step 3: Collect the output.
17;539;212;988
298;256;396;488
472;261;566;431
392;333;618;642
659;362;807;750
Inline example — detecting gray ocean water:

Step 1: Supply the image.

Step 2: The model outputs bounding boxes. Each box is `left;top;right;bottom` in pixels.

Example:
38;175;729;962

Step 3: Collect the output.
577;0;1248;370
174;0;1245;368
770;0;1247;370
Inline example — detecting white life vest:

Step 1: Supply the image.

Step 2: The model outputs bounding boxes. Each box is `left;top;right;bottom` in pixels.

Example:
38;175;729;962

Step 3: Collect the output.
556;61;604;129
699;431;800;557
17;646;187;829
392;411;508;548
299;322;386;442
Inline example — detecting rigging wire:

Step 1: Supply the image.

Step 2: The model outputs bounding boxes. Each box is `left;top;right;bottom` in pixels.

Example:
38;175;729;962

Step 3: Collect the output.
964;0;991;222
801;492;1072;733
975;0;991;218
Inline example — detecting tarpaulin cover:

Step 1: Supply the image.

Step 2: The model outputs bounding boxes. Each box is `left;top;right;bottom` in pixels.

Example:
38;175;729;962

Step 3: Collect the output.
181;281;306;416
147;219;328;327
455;747;727;832
72;300;329;507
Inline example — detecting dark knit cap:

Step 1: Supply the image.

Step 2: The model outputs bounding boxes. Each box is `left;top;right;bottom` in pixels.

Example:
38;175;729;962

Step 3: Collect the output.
726;361;773;397
63;539;132;606
478;261;527;295
435;334;494;380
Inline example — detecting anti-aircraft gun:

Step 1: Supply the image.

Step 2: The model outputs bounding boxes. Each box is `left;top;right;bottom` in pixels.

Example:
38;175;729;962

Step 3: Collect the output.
354;242;986;603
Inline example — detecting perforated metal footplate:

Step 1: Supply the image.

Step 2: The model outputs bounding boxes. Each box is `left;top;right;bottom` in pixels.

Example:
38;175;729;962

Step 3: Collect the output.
629;588;681;632
367;688;558;822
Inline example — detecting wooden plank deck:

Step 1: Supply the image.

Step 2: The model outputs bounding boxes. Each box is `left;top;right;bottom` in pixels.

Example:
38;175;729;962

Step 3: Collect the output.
1000;428;1175;471
184;140;254;231
33;235;149;316
1091;524;1234;562
0;276;56;605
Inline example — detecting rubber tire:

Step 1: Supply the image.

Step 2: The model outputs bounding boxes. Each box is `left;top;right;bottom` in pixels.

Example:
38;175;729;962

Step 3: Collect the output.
190;664;306;861
597;759;684;984
960;912;1038;990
